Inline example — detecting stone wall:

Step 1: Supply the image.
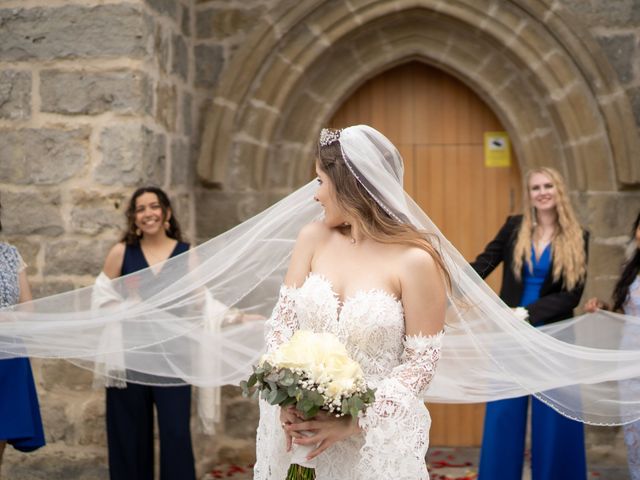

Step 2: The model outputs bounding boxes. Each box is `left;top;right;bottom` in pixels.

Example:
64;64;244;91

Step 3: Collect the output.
1;0;640;477
558;0;640;297
0;0;202;477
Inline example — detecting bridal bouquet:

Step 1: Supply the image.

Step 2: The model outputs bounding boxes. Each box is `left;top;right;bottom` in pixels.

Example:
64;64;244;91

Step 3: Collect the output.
241;330;375;479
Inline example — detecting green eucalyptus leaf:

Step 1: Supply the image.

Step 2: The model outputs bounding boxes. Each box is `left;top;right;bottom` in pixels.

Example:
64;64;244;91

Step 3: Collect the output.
306;405;320;419
280;375;295;387
308;391;325;406
266;389;279;404
273;389;289;405
239;380;249;396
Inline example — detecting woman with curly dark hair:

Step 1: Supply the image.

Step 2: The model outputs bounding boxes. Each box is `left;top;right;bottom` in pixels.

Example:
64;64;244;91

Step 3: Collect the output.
100;186;195;480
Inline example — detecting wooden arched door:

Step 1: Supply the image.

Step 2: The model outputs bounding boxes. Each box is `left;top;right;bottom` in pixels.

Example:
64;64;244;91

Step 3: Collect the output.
330;62;522;446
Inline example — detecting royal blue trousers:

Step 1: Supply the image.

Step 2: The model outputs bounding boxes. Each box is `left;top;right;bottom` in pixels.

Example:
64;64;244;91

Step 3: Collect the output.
478;395;587;480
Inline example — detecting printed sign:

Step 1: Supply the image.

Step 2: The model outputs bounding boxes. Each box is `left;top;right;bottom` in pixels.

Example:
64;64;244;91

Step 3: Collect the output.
484;132;511;167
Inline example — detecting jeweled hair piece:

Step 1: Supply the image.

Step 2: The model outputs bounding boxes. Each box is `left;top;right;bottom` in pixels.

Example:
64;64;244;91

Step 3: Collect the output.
319;128;342;147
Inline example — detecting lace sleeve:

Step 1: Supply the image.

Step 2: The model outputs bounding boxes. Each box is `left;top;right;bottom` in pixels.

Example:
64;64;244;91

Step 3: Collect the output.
264;285;299;352
357;331;443;479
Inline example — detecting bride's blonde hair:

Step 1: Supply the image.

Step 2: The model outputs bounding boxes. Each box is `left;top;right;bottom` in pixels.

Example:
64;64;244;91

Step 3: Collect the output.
317;140;451;290
512;167;586;290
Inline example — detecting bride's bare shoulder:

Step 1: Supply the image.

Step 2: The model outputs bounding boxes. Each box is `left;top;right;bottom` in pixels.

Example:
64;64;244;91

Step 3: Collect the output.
285;222;330;287
397;245;440;277
296;221;332;246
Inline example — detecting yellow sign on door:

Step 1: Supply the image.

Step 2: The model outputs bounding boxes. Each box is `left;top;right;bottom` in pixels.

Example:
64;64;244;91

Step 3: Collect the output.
484;132;511;167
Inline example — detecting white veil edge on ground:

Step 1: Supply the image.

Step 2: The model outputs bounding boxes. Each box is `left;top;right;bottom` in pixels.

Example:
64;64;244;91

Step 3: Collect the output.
0;125;638;426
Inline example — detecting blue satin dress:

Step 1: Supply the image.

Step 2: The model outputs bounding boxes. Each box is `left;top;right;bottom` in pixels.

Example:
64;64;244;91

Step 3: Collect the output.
479;244;587;480
0;243;45;452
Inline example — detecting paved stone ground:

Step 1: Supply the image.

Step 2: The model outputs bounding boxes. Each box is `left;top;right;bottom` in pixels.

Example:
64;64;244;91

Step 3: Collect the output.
203;447;631;479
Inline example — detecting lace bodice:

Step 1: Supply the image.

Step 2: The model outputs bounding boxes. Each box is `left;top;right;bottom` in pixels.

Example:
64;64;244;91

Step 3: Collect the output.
291;274;406;385
256;273;442;480
0;243;22;308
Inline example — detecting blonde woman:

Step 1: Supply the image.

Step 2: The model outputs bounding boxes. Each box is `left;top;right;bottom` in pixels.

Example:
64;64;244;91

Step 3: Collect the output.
470;167;589;480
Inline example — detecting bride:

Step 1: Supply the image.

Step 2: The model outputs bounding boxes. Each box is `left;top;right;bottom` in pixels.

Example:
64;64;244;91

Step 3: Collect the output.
254;126;448;479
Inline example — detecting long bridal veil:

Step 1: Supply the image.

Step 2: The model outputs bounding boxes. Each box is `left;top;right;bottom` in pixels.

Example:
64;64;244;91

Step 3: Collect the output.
1;125;639;426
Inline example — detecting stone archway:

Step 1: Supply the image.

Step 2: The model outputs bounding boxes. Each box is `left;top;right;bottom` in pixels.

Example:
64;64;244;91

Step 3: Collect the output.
197;0;640;196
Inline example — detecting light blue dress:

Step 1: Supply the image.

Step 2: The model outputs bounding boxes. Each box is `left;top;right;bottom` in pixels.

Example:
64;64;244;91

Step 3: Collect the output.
0;242;45;451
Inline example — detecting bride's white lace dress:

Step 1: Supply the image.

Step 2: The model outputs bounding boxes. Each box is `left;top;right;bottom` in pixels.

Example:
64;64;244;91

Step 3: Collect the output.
254;273;443;480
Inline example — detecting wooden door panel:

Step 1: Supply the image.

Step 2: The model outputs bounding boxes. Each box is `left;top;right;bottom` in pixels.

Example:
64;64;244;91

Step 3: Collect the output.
330;61;522;446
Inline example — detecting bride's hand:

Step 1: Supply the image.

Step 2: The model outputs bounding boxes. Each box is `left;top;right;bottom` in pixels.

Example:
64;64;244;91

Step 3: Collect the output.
279;406;304;452
285;411;361;460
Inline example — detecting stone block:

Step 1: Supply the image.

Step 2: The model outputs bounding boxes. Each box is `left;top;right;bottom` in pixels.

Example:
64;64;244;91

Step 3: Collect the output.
0;70;31;119
37;395;72;443
180;3;191;37
154;23;170;74
194;44;224;89
69;190;127;235
585;424;626;464
224;399;259;439
156;82;177;131
0;5;151;61
222;384;242;399
182;90;192;135
145;0;178;20
31;280;76;299
170;138;194;186
195;190;273;238
0;128;89;184
3;451;108;480
596;34;635;84
0;190;64;236
44;239;110;276
559;0;640;27
196;7;265;40
76;396;107;446
629;86;640;129
40;70;151;115
40;360;94;392
172;33;188;81
171;192;192;237
588;241;626;277
576;193;640;238
96;124;166;186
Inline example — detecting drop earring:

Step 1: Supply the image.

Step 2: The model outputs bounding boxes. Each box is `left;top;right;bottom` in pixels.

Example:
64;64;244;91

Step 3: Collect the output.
531;207;538;227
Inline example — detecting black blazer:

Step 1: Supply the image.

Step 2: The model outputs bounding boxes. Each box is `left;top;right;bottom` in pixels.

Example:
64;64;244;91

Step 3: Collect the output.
469;215;589;327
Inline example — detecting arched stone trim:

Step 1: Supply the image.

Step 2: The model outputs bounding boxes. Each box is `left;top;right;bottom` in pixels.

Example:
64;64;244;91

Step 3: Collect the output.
197;0;640;193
